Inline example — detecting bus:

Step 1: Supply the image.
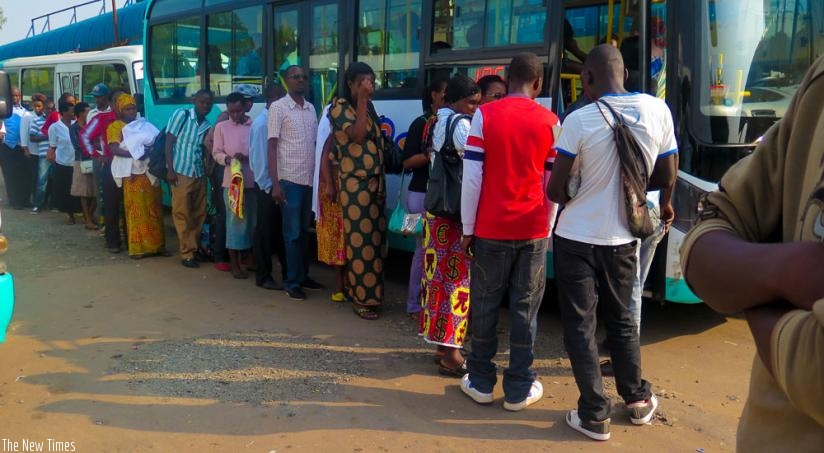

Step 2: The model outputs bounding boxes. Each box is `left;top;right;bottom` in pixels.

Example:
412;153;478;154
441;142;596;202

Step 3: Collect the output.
0;45;144;106
140;0;823;304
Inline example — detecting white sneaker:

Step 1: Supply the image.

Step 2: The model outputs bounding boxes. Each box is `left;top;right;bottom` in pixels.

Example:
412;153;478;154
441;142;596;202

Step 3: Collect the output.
566;410;611;441
503;380;543;411
460;374;493;404
628;394;658;425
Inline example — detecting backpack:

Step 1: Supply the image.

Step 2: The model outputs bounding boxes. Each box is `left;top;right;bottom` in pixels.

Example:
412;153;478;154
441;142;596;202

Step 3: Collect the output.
596;100;659;239
148;109;189;180
424;113;470;222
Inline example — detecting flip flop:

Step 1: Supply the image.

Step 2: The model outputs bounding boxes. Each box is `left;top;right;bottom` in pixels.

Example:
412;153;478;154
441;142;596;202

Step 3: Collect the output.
352;304;380;320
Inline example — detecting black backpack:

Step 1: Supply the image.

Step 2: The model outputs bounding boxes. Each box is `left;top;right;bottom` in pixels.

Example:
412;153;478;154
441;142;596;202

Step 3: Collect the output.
148;109;189;180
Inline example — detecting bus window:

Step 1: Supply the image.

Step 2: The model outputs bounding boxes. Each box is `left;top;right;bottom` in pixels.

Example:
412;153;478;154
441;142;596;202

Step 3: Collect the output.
207;6;264;97
486;0;545;47
9;71;19;94
695;0;821;144
148;16;201;100
358;0;421;90
432;0;485;50
150;0;201;18
21;67;54;101
81;64;130;103
273;7;301;83
310;2;339;109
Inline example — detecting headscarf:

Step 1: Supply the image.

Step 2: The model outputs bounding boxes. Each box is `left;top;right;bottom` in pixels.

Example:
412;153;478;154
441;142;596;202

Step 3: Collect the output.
115;94;136;113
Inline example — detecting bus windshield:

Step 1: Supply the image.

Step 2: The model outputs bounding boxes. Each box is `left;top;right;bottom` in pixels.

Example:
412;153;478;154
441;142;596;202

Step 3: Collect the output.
696;0;823;144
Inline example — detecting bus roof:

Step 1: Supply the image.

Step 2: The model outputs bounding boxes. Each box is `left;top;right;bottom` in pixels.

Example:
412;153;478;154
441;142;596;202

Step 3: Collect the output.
0;45;143;69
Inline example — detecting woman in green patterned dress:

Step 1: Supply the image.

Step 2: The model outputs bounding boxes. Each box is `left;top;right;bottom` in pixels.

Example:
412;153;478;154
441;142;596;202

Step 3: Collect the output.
326;62;387;320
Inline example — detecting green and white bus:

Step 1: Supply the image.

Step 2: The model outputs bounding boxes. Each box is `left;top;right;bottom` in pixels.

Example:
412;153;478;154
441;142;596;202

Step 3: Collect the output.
140;0;823;304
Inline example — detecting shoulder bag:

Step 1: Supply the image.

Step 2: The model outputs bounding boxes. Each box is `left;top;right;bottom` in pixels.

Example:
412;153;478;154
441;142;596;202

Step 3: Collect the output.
388;171;423;236
596;100;659;239
424;113;470;222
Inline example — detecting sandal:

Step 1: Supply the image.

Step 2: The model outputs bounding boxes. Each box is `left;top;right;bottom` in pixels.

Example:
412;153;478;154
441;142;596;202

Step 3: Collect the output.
233;270;249;280
438;359;468;378
352;304;380;320
84;223;100;230
330;292;346;303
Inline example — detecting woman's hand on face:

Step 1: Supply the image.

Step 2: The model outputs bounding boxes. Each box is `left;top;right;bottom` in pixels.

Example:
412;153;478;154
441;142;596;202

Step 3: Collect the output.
359;78;375;100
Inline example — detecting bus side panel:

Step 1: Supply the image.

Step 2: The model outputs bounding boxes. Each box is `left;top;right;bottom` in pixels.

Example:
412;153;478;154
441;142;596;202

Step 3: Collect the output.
665;223;702;304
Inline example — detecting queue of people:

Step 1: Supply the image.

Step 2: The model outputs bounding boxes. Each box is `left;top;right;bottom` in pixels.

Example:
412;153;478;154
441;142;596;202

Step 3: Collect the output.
0;47;681;443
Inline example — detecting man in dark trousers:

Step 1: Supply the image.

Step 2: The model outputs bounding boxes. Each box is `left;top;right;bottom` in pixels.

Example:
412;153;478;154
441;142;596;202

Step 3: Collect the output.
548;44;677;441
250;84;288;290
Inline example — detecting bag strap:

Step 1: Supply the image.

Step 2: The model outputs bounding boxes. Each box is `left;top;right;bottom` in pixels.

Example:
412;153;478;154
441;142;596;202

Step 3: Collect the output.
443;113;469;153
177;108;189;136
595;99;650;177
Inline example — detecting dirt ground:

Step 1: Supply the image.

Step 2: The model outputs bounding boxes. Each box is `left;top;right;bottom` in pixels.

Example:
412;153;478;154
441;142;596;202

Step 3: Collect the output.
0;202;755;452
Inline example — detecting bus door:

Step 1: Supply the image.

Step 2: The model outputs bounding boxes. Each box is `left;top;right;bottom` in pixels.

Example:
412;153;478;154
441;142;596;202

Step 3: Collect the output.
272;0;342;113
57;71;80;98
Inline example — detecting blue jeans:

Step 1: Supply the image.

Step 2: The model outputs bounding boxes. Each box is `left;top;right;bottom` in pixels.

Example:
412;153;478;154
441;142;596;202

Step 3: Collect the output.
32;156;53;208
280;180;312;290
629;207;666;335
554;235;651;422
467;237;547;403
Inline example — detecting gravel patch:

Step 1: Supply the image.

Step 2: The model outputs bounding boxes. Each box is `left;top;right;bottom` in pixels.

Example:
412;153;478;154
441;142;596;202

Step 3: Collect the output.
109;332;367;405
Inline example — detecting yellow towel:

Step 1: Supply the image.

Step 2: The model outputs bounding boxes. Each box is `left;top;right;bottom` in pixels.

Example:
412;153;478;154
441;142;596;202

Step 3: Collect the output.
227;159;244;219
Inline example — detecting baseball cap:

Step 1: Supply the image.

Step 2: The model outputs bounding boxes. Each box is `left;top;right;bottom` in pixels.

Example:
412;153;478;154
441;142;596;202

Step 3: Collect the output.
89;83;110;97
234;84;259;100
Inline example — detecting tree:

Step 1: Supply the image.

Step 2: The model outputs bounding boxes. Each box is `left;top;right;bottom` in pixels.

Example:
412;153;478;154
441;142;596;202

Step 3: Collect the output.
0;7;6;31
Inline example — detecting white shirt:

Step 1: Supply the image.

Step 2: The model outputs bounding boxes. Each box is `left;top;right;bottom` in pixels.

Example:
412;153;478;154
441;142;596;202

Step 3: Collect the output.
312;105;332;216
554;93;677;246
433;107;471;156
48;121;76;167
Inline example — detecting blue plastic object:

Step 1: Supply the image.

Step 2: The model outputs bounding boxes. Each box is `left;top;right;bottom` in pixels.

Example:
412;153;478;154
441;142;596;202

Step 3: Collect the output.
0;273;14;343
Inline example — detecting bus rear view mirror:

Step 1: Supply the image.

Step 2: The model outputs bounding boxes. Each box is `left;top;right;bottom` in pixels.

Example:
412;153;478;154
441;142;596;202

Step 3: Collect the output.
0;72;10;120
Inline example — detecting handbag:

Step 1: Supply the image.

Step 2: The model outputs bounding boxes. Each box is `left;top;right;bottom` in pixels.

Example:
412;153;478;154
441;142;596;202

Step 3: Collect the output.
424;113;469;222
79;159;94;175
596;100;657;239
388;172;423;236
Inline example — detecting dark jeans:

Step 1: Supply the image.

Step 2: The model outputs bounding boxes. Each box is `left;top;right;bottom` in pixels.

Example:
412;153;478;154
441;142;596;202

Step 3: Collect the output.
280;180;312;290
210;164;228;263
0;144;28;208
100;161;124;249
467;237;548;403
554;235;652;422
253;185;288;285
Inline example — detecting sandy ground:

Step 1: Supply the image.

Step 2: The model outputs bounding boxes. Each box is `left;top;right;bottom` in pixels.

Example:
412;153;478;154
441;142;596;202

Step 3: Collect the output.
0;203;755;452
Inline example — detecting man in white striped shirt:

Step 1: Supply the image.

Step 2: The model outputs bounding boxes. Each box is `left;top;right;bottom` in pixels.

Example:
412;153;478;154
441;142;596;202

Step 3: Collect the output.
165;89;214;268
267;66;322;300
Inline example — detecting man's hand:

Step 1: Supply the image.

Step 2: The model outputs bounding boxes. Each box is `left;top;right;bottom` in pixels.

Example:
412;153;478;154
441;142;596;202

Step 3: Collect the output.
23;147;31;158
660;202;675;232
167;170;179;186
271;182;285;204
233;153;247;163
460;235;474;257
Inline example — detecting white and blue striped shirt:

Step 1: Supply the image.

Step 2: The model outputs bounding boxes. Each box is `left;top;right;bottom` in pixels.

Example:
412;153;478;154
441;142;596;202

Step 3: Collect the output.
167;107;211;178
29;114;49;156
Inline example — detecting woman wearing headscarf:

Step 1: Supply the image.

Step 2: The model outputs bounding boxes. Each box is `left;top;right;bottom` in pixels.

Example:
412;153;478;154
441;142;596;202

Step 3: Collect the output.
324;62;386;320
420;74;481;377
107;93;167;258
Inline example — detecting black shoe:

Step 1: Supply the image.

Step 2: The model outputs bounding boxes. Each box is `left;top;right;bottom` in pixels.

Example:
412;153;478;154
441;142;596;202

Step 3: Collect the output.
181;258;200;268
257;279;283;290
285;287;307;300
301;278;324;291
